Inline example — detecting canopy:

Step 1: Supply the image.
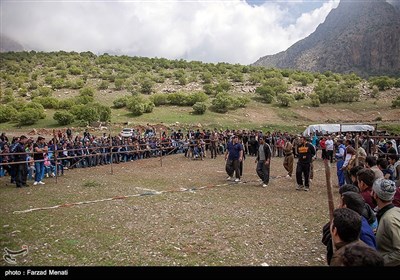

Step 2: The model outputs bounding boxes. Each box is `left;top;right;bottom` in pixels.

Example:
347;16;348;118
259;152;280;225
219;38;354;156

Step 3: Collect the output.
302;124;375;136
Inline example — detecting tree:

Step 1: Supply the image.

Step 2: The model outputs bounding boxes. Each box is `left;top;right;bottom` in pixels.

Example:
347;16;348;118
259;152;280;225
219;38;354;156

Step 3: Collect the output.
192;102;207;114
18;108;41;126
53;111;75;125
140;79;154;94
277;93;295;107
0;105;18;123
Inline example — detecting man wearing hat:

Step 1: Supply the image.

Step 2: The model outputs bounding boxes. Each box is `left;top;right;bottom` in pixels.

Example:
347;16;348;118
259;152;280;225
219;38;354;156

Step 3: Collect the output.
372;178;400;266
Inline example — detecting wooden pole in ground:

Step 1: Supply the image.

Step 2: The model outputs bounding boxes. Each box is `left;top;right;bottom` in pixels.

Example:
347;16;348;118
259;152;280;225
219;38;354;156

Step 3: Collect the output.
355;135;359;166
324;159;335;222
109;126;113;175
53;129;58;184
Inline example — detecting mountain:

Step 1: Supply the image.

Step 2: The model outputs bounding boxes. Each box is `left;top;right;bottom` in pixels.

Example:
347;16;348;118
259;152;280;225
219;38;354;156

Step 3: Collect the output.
0;34;24;52
253;0;400;77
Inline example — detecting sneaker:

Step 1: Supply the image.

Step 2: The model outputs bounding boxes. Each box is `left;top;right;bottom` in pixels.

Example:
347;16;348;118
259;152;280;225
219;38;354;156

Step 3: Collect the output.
38;181;45;185
226;176;232;181
46;173;49;178
51;173;55;177
234;178;241;182
304;186;310;191
33;181;38;186
296;185;304;191
286;175;291;178
262;184;268;188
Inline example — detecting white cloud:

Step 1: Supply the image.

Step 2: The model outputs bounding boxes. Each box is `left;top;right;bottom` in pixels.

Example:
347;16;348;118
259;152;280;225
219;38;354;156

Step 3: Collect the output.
1;0;339;64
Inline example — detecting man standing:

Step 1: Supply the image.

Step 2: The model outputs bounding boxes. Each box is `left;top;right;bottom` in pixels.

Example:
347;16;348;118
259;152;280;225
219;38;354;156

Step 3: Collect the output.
296;136;315;191
33;136;48;185
255;137;271;188
371;178;400;266
283;137;294;178
14;135;28;188
225;135;243;183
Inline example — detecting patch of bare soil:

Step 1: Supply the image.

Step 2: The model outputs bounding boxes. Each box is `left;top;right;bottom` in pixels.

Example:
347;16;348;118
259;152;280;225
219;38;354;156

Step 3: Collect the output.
0;154;338;266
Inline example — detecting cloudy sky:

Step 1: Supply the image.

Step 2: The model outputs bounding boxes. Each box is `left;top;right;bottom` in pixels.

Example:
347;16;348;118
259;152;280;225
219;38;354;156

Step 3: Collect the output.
1;0;341;64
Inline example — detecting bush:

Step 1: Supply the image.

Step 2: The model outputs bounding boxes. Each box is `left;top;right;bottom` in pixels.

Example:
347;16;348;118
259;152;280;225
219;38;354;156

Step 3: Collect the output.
212;92;231;113
192;102;207;115
143;101;155;113
53;110;75;125
98;80;109;90
309;94;320;107
80;106;100;125
392;96;400;108
0;105;18;123
113;96;128;108
186;92;208;106
168;92;188;106
128;102;145;116
150;93;169;106
80;87;95;97
18;108;41;126
33;97;60;109
24;102;46;119
58;99;75;109
277;93;295;107
294;92;305;100
140;79;154;94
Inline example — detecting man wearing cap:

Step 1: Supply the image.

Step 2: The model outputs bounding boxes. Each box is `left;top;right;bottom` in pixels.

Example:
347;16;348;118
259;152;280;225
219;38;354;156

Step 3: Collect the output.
372;178;400;266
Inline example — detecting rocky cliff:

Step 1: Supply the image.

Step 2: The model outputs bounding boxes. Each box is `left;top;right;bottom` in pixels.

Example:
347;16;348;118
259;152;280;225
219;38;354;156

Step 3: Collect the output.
253;0;400;77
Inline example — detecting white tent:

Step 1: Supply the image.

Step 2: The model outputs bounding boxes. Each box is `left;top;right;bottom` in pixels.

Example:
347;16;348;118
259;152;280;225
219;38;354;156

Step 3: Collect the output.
302;124;375;136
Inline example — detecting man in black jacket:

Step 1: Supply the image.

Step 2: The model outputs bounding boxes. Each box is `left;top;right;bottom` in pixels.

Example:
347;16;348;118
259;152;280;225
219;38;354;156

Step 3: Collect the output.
296;136;315;191
255;137;271;188
14;135;28;188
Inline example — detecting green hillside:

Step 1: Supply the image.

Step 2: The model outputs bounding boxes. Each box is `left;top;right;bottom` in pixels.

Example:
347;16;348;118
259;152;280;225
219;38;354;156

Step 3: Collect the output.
1;51;399;134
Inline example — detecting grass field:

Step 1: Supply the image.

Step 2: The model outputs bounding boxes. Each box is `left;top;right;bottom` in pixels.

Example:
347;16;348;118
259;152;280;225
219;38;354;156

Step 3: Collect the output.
0;154;339;266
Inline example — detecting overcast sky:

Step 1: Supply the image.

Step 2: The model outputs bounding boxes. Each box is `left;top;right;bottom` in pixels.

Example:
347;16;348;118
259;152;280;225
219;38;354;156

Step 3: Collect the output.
1;0;341;65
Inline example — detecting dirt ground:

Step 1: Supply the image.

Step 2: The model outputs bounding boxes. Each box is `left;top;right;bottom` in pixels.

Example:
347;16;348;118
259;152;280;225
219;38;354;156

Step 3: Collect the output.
0;153;340;266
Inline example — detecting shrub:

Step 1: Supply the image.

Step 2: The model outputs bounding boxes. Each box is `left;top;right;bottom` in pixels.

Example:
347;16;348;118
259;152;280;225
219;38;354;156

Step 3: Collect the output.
33;97;60;109
392;96;400;108
277;93;295;107
212;92;231;113
113;96;128;108
150;93;169;106
24;102;46;119
18;108;41;126
58;99;75;109
128;102;145;116
294;92;305;100
192;102;207;115
0;105;18;123
53;110;75;125
143;101;155;113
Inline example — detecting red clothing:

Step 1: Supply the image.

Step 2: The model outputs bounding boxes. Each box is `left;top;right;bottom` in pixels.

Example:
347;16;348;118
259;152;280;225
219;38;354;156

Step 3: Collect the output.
361;186;375;209
320;139;326;149
393;187;400;208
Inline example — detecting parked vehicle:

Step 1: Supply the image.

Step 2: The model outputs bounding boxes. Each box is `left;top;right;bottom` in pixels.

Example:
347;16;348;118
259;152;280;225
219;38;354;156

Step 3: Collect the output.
120;128;134;138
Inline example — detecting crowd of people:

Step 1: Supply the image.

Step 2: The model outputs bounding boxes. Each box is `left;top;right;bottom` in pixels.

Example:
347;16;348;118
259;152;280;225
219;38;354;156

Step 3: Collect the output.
1;127;400;266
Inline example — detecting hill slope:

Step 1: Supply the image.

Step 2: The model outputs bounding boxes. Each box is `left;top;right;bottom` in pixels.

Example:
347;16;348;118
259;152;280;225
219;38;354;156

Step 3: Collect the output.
253;0;400;77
